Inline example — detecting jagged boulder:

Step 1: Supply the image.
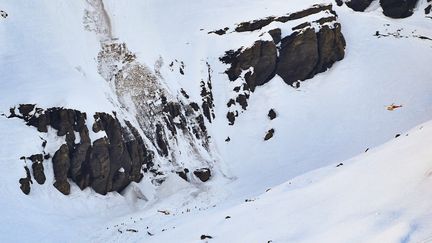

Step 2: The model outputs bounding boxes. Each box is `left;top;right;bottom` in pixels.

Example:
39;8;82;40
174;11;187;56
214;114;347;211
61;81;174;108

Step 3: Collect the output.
227;111;237;125
177;168;189;181
268;109;277;120
380;0;418;18
194;168;211;182
264;129;275;141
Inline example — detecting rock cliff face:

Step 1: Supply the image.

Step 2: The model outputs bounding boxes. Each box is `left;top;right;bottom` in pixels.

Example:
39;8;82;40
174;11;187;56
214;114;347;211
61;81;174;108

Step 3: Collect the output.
220;4;345;89
215;4;346;125
380;0;419;18
9;105;153;195
343;0;375;11
341;0;419;18
277;24;345;85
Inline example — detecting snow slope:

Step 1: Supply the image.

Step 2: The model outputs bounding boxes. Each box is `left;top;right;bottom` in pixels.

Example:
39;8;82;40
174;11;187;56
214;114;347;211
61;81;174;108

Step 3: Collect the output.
90;120;432;243
1;0;432;242
0;1;116;114
103;0;432;196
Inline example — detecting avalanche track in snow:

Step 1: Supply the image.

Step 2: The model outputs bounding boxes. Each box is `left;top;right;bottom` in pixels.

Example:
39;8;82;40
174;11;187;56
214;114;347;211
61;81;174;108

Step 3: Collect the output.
1;0;432;242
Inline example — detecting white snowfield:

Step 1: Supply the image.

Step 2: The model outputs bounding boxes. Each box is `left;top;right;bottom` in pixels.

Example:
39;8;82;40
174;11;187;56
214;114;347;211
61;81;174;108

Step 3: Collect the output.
1;0;432;242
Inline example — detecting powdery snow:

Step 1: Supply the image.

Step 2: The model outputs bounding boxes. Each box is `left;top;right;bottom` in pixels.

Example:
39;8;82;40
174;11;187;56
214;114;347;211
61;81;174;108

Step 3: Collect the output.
1;0;432;242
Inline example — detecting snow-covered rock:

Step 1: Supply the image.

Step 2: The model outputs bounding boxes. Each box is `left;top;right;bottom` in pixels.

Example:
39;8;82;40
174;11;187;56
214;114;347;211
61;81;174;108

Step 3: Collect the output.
1;0;432;242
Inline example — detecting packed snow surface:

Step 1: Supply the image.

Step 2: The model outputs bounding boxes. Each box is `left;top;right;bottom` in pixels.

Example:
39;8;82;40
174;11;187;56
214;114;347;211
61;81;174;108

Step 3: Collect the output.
1;0;432;242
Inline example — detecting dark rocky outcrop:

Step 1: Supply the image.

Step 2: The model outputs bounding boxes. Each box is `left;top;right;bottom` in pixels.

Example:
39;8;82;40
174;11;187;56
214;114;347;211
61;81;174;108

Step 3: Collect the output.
52;144;71;195
19;166;32;195
29;154;46;185
236;94;249;110
208;5;335;35
218;5;345;125
200;63;216;123
220;5;345;88
155;123;169;157
227;111;237;125
200;235;213;240
276;24;345;85
176;168;189;181
315;24;346;73
264;129;275;141
426;4;432;14
88;138;110;194
268;109;277;120
227;99;236;108
380;0;418;18
345;0;374;11
342;0;419;18
233;4;334;32
221;40;277;92
189;102;200;111
276;28;319;84
235;17;276;32
268;28;282;44
194;168;211;182
208;27;229;35
10;105;154;195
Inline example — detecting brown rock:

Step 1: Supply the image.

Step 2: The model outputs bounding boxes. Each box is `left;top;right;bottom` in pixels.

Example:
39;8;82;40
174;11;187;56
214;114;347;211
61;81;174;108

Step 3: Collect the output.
268;109;277;120
276;28;319;85
89;138;111;195
194;168;211;182
380;0;418;18
32;162;46;185
52;144;71;195
240;41;277;91
19;166;32;195
264;129;275;141
54;180;70;195
315;24;346;73
268;28;282;44
346;0;374;11
222;40;277;91
52;145;70;182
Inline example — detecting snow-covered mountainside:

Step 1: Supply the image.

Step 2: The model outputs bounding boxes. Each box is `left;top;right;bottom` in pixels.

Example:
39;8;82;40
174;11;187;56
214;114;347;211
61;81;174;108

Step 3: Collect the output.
1;0;432;242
